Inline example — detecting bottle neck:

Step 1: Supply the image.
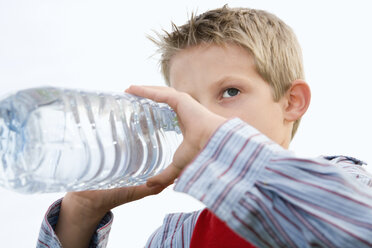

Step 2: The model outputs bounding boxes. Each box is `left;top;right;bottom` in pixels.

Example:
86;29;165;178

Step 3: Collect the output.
153;103;181;134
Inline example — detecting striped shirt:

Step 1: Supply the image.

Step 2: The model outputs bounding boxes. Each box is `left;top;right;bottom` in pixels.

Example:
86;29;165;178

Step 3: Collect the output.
37;118;372;247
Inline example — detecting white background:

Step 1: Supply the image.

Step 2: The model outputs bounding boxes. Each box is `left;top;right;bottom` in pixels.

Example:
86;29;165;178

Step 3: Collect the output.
0;0;371;247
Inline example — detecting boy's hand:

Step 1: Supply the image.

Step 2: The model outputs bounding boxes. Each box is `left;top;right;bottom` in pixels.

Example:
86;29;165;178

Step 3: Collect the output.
125;85;227;188
55;184;164;248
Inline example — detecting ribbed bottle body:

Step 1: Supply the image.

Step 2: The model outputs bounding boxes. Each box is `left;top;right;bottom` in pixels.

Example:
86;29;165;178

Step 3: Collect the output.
0;87;182;193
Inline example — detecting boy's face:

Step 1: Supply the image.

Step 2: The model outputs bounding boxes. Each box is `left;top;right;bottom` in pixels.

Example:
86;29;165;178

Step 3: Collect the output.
168;43;291;147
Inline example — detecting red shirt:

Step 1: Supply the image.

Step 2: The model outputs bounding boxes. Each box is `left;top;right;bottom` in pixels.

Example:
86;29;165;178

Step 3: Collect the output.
190;209;256;248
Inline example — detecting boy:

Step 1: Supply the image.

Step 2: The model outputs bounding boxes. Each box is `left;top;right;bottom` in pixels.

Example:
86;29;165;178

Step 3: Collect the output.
37;6;372;247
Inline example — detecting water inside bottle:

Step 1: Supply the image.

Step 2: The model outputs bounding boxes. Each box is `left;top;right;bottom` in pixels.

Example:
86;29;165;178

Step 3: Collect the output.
0;87;182;193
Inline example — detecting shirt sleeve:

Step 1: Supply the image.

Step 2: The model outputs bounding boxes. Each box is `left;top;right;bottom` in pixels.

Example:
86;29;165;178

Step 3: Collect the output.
144;210;202;248
326;155;372;186
36;198;113;248
174;118;372;248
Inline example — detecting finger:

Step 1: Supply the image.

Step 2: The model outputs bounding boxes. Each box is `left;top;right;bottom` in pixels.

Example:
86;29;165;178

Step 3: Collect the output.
109;184;165;208
125;85;169;101
127;184;165;198
125;85;168;95
146;162;183;188
125;85;182;110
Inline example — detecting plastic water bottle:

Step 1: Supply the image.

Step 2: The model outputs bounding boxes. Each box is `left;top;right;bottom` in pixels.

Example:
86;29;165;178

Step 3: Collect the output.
0;87;182;194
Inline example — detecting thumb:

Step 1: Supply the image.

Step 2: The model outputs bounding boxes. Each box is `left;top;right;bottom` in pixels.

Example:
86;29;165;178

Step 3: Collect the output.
146;162;183;188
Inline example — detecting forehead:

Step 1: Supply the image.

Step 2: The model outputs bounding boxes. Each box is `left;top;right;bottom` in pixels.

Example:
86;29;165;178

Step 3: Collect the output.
168;43;258;90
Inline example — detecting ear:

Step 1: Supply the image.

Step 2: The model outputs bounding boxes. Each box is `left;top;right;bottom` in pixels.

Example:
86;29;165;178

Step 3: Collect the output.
283;80;311;122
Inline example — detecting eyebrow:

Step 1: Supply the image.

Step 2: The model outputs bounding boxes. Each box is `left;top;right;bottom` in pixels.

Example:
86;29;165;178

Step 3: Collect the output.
212;75;252;89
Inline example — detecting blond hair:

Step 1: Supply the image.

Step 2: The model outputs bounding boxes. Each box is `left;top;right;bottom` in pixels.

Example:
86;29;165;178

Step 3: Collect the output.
151;5;305;138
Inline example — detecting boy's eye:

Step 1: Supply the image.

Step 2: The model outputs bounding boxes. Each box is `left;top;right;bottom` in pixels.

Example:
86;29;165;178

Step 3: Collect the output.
222;88;240;98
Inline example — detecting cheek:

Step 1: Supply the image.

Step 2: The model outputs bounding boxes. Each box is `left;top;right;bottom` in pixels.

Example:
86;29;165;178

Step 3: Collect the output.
258;106;284;137
214;102;261;123
241;105;283;134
